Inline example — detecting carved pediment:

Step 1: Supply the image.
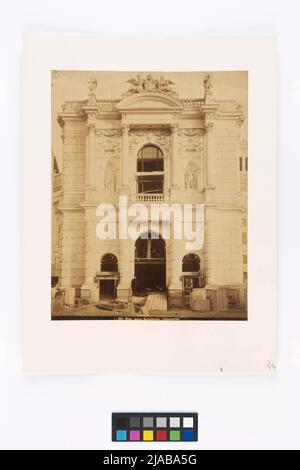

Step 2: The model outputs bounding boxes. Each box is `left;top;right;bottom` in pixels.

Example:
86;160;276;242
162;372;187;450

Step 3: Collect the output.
117;92;182;113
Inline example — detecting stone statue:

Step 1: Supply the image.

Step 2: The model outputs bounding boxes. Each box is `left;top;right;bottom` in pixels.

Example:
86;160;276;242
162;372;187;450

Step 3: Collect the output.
126;75;144;93
104;163;117;191
203;75;212;93
143;74;157;92
203;75;213;102
125;74;176;95
157;76;175;94
88;77;97;94
88;77;98;104
185;164;198;190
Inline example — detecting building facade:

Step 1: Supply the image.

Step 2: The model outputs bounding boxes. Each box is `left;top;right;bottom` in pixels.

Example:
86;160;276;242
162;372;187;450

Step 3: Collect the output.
52;73;247;314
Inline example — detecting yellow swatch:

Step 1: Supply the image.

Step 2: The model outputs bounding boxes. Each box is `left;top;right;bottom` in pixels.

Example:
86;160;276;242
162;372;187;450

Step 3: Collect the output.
143;430;154;441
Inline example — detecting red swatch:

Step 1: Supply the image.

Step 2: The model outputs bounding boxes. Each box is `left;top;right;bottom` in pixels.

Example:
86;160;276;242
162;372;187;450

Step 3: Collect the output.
156;430;167;441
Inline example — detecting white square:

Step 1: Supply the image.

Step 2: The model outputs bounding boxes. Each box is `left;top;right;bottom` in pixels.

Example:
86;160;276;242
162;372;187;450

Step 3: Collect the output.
183;417;194;428
170;417;180;428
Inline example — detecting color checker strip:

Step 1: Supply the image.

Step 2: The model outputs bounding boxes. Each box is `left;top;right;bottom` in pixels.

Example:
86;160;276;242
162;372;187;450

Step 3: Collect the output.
112;413;198;442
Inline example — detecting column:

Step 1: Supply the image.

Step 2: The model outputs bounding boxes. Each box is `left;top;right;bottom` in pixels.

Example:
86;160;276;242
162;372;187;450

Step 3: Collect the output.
170;122;179;190
120;122;130;194
117;238;134;299
81;113;98;302
168;239;183;307
204;119;215;188
85;114;96;201
82;206;98;302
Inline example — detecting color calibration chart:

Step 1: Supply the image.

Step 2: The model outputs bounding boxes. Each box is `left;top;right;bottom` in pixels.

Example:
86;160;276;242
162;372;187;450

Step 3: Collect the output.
112;413;198;442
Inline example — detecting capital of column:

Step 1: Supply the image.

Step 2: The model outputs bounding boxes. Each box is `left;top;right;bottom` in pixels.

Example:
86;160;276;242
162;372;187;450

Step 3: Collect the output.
86;114;96;132
204;114;215;133
121;120;130;134
170;121;179;133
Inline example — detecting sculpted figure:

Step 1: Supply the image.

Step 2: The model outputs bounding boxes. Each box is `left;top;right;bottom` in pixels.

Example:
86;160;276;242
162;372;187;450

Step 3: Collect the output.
125;74;175;95
104;163;116;190
126;76;139;94
88;77;97;94
157;76;175;93
185;164;198;190
203;74;212;94
144;74;157;92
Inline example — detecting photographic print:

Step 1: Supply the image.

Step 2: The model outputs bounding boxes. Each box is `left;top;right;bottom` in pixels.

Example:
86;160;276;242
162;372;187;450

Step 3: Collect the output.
51;71;248;321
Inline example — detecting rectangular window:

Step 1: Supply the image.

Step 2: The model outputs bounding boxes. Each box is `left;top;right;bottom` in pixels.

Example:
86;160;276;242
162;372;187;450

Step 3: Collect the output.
137;158;164;172
239;157;243;171
245;157;248;171
137;175;164;194
75;287;81;298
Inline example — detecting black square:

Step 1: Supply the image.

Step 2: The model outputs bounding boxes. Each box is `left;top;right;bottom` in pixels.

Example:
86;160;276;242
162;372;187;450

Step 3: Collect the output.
116;416;128;428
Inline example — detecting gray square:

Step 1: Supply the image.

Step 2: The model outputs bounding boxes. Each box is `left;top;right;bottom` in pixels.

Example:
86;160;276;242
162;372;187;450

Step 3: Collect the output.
156;417;167;428
143;417;154;428
130;417;140;428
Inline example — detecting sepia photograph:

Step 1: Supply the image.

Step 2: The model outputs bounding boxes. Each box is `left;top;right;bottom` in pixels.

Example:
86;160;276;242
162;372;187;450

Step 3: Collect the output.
51;70;248;320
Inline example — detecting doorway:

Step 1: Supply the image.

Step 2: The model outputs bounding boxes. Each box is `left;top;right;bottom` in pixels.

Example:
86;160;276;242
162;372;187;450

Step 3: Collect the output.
134;233;166;294
99;279;117;299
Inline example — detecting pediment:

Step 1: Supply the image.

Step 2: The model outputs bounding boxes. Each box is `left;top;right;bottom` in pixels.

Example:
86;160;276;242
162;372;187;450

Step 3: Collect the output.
117;92;182;113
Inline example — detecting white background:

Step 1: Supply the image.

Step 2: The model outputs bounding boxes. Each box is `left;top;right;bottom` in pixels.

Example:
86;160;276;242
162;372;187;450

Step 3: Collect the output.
0;0;299;450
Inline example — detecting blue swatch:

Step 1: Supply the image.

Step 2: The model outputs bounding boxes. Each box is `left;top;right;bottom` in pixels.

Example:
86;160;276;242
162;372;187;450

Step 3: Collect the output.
116;430;127;441
183;430;194;441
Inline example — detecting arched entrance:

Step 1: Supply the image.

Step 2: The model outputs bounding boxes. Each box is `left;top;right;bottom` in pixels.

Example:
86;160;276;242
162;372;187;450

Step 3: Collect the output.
134;232;166;294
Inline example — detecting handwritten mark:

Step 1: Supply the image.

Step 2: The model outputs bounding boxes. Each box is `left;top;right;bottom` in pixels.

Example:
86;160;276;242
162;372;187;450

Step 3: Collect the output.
267;361;276;371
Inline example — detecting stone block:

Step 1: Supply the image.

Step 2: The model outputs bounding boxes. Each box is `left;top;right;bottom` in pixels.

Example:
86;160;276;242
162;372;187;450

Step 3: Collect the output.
190;289;211;311
168;289;182;308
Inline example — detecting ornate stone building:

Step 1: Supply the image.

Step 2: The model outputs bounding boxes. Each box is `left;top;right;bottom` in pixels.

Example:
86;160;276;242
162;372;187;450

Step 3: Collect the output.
52;73;247;315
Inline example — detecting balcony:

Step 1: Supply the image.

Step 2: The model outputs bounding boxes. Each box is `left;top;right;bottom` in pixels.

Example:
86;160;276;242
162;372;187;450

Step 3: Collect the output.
136;193;164;203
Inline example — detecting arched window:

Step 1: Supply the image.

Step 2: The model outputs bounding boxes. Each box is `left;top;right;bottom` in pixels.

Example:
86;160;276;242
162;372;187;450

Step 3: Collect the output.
135;232;166;259
101;253;118;272
182;253;200;272
137;145;164;196
137;145;164;172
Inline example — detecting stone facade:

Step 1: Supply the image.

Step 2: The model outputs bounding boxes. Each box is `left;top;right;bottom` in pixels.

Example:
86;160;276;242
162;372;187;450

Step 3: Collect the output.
52;72;247;315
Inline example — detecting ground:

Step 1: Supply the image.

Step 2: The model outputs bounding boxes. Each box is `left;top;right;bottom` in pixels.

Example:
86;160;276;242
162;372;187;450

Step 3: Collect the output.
51;302;247;321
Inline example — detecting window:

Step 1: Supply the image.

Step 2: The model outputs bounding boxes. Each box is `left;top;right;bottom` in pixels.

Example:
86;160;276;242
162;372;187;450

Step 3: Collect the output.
137;145;164;195
135;233;166;259
245;157;248;171
51;276;59;288
138;175;163;194
239;157;243;171
101;253;118;272
137;145;164;172
182;253;200;272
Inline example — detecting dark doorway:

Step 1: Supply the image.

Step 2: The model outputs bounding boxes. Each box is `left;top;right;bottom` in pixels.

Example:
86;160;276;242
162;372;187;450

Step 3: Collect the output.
134;233;166;293
99;253;118;300
99;279;116;299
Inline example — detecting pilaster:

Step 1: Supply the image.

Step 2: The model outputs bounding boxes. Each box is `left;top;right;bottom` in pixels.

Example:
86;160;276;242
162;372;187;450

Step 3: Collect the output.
120;120;130;194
